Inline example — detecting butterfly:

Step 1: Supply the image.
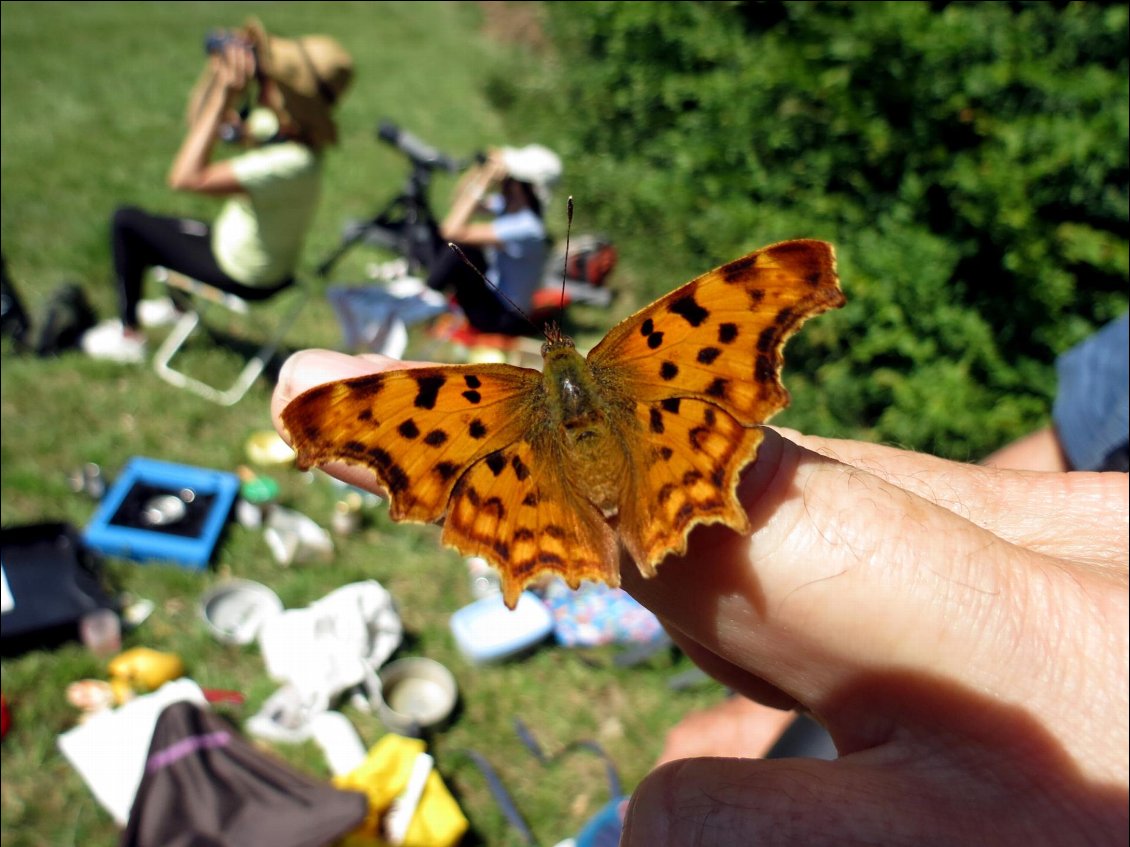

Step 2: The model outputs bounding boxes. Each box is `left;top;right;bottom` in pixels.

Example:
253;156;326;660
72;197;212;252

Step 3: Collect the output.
281;239;844;608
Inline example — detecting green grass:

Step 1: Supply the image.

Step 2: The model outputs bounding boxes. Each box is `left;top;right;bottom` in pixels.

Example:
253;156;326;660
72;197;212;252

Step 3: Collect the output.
1;3;723;845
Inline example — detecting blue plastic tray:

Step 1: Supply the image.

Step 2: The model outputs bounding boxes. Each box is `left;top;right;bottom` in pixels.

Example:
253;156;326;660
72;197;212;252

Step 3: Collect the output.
82;457;238;570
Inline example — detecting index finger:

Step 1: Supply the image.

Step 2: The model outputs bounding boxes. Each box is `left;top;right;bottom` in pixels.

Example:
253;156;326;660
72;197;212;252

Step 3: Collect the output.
271;349;433;493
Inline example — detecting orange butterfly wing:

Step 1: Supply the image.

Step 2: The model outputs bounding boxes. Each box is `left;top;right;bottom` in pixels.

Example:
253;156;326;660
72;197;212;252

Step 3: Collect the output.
281;364;538;523
440;437;618;608
587;239;843;422
587;239;843;569
281;362;620;606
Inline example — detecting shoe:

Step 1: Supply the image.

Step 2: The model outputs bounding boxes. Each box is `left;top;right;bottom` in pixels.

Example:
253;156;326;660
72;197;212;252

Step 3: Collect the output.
137;297;182;328
81;320;146;363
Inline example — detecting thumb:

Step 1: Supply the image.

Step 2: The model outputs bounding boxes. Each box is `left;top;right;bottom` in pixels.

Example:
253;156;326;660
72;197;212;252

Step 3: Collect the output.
621;756;938;846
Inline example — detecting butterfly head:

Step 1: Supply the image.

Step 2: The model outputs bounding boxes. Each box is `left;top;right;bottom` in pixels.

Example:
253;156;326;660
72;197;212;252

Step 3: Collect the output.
541;321;575;357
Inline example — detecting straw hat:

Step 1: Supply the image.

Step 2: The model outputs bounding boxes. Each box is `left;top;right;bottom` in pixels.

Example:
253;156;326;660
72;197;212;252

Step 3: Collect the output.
244;18;353;148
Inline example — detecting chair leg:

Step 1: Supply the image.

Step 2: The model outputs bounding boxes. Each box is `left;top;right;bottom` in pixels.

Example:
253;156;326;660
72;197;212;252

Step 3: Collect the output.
152;288;310;406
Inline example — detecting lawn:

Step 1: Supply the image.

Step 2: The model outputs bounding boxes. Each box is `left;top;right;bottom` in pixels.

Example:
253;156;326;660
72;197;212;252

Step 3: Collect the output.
0;3;724;846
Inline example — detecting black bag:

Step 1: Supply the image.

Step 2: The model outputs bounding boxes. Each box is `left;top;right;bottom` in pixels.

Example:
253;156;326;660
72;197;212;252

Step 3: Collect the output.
35;282;97;357
122;702;369;847
1;254;32;349
0;522;116;657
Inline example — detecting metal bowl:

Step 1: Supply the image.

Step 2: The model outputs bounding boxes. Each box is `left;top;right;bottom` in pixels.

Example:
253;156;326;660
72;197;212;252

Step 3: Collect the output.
377;657;458;736
199;579;284;645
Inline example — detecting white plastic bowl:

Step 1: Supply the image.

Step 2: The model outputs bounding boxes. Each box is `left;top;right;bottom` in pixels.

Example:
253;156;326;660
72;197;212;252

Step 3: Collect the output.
200;579;284;645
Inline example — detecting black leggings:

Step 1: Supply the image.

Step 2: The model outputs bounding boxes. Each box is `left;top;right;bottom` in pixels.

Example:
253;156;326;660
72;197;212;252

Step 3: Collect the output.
425;244;530;335
111;206;291;328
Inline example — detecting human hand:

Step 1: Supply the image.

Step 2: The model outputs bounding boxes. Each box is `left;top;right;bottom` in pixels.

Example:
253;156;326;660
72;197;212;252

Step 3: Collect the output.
208;39;256;101
271;350;1129;845
619;426;1128;844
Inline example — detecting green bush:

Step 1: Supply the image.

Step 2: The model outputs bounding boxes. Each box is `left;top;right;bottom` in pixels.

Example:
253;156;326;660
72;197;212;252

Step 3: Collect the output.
502;0;1129;459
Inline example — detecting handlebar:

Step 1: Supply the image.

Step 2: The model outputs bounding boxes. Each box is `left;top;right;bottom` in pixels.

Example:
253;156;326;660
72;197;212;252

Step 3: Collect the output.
376;120;470;173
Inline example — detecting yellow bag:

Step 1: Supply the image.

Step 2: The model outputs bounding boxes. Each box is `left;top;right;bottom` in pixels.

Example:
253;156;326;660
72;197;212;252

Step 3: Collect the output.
334;734;468;847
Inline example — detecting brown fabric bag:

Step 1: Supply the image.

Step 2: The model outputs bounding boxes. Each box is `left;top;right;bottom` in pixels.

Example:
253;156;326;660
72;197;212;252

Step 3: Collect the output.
121;702;367;847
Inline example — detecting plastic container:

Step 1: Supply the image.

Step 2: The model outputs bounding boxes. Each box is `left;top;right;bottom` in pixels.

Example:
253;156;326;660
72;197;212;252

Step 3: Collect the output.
376;658;458;736
448;591;553;664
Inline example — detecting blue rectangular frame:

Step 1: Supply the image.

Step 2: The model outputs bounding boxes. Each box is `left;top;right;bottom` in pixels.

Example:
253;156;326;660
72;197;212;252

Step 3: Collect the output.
82;457;239;570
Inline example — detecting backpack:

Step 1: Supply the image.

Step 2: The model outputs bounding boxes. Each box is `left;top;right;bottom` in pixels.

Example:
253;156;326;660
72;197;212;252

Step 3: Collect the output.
562;235;618;287
35;282;97;357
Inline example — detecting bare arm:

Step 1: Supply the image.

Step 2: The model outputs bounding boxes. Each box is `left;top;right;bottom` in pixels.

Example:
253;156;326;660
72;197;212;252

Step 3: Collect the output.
439;153;508;245
166;45;251;195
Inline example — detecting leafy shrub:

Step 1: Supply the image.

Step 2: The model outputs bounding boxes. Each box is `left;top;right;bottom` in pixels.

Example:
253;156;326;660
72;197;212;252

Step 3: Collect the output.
500;0;1128;458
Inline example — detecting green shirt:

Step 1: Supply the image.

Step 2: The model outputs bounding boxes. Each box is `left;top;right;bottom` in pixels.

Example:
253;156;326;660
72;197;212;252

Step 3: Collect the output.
212;142;322;285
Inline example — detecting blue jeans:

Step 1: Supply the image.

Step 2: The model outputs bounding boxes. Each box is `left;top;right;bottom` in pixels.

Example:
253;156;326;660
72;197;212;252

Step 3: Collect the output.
1053;313;1129;472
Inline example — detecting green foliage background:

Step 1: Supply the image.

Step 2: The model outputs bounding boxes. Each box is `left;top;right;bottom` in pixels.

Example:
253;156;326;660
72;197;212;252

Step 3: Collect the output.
497;0;1129;459
1;3;1127;845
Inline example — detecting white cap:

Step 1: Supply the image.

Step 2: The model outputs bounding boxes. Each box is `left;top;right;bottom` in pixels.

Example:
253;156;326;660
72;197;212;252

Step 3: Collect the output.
500;144;562;209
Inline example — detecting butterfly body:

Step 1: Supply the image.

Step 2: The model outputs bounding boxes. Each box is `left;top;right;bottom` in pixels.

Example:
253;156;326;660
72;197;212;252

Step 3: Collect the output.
283;239;845;608
540;334;637;513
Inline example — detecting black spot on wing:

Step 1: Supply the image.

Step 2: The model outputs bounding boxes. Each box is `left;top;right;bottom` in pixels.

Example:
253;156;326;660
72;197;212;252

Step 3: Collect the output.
661;398;681;414
649;407;665;434
718;323;738;344
647;331;664;350
748;289;765;306
668;293;709;327
657;483;676;504
397;420;420;440
696;346;721;365
367;446;409;494
640;318;654;337
348;374;386;395
485;452;507;476
464;374;482;389
424;429;448;447
462;390;482;404
435;461;459;481
660;361;679;380
413;375;445;409
706;378;728;399
511;455;531;481
721;254;757;283
469;419;487;439
357;408;373;422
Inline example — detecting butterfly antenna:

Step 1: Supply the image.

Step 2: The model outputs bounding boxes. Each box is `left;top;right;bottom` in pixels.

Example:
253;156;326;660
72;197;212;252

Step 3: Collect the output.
557;197;574;326
447;243;540;334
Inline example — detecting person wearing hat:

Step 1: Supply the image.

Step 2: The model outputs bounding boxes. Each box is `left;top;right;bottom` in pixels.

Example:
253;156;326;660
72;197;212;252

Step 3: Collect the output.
83;19;353;363
425;144;562;336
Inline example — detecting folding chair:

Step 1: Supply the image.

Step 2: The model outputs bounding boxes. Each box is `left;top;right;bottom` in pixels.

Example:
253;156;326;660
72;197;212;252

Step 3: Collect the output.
151;268;310;406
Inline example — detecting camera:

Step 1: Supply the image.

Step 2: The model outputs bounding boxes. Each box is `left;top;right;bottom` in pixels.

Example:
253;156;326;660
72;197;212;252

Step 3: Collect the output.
203;29;250;56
